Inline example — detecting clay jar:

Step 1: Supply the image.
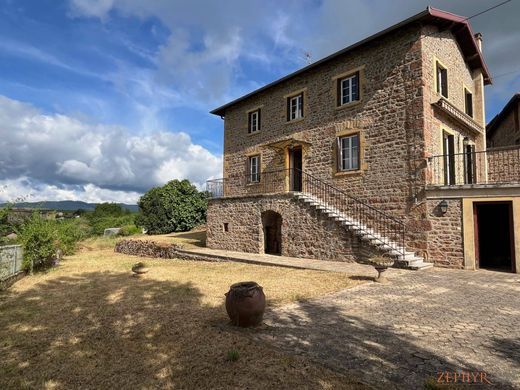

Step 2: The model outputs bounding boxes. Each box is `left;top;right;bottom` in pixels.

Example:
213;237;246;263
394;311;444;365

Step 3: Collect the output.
225;281;266;327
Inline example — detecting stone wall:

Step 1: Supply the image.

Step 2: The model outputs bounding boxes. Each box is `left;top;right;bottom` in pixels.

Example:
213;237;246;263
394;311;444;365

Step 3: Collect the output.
487;146;520;184
207;194;383;263
426;198;464;268
488;103;520;147
114;240;225;262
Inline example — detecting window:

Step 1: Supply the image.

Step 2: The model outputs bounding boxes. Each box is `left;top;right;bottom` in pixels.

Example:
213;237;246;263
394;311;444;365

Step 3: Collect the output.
248;109;261;133
443;131;455;185
436;61;448;98
287;93;303;121
464;89;473;117
337;72;360;106
248;155;260;183
223;223;229;232
337;134;360;171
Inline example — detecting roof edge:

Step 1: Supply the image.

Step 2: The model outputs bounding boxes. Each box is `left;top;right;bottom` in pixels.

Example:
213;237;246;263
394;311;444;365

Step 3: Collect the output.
211;6;491;116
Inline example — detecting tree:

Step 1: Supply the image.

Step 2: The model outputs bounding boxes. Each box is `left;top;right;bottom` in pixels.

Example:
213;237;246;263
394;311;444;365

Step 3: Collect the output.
136;180;207;234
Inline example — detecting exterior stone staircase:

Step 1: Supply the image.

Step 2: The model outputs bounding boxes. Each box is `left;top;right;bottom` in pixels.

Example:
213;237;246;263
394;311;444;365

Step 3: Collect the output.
292;192;433;270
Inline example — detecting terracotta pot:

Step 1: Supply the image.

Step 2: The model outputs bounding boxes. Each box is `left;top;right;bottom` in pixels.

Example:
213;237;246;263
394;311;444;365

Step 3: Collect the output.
225;281;265;327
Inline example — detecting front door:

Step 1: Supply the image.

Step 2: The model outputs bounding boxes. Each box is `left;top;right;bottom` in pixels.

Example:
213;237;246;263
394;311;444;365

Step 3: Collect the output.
474;202;515;272
289;147;303;191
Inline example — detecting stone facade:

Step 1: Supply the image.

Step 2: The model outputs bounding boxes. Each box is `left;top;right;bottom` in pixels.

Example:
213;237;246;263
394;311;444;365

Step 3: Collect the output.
207;194;382;263
426;198;464;268
487;95;520;147
208;10;498;270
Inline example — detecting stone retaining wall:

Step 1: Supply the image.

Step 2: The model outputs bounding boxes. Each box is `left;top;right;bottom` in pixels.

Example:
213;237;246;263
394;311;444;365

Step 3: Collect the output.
114;240;225;262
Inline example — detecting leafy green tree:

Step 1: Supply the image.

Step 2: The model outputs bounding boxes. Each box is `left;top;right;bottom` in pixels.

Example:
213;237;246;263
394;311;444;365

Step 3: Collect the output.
136;179;207;234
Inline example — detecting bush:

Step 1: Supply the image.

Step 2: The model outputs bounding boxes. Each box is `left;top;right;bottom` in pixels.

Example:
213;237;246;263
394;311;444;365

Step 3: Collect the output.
18;213;58;271
136;179;207;234
85;203;137;236
120;224;141;236
18;213;88;271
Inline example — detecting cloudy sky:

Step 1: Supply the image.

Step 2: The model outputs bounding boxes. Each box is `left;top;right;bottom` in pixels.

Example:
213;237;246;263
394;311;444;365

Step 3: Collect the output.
0;0;519;204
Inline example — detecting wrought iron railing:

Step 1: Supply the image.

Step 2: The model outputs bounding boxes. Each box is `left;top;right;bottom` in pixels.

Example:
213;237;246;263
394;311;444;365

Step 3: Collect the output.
207;168;406;256
427;145;520;186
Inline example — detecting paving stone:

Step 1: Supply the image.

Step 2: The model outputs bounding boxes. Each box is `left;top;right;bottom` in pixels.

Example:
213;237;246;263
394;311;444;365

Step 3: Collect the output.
252;268;520;389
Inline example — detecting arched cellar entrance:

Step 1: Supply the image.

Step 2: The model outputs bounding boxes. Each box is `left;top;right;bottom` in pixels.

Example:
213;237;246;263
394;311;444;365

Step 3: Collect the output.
262;211;282;255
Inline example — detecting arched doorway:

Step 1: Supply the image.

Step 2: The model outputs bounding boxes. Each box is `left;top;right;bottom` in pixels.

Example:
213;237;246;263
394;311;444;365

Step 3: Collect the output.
262;211;282;255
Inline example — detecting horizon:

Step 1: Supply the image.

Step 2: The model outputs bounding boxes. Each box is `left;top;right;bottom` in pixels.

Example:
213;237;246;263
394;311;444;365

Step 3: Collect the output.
1;0;519;204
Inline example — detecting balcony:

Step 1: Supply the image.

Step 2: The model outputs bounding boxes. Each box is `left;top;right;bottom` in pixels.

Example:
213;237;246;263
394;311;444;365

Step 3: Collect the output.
426;145;520;187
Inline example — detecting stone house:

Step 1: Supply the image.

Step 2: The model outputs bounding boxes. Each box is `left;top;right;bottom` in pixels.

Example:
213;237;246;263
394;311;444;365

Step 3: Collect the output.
206;7;520;273
487;93;520;147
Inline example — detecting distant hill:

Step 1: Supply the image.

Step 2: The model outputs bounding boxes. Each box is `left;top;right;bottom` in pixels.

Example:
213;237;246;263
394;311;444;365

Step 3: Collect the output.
0;201;139;212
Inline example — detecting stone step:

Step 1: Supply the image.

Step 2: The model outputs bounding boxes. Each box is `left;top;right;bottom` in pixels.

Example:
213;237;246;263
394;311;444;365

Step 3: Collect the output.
294;192;431;271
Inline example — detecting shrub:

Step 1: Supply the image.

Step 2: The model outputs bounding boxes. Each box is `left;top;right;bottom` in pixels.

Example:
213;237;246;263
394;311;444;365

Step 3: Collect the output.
136;179;207;234
120;224;141;236
18;213;88;271
18;213;58;271
85;203;137;236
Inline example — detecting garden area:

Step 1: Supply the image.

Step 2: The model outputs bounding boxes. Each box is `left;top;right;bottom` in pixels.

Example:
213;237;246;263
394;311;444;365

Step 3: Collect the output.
0;236;367;389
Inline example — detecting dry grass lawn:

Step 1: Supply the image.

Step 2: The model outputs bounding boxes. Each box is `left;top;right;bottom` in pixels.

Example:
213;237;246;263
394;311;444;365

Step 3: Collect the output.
0;237;368;389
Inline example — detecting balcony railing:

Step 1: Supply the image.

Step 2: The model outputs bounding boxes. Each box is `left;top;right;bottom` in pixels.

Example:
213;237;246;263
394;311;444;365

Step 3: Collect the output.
426;145;520;186
207;168;407;256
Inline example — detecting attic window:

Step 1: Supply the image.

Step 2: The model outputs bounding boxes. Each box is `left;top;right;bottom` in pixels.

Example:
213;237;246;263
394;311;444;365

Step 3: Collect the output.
436;61;448;98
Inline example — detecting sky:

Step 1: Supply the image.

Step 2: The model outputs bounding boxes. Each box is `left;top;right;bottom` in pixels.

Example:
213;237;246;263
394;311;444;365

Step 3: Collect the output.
0;0;519;204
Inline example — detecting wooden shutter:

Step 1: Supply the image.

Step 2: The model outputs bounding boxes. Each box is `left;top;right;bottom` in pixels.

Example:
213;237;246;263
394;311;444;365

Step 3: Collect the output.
299;93;304;117
286;98;291;121
247;112;251;134
441;69;448;98
257;109;261;130
336;79;342;106
354;72;360;101
336;137;342;171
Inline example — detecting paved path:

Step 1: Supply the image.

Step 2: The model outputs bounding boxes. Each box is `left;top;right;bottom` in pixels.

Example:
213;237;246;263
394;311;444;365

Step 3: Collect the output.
253;268;520;389
181;247;406;278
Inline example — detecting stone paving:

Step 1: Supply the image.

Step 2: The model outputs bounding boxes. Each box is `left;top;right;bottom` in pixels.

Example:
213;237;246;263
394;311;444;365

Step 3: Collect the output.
182;246;407;278
253;268;520;389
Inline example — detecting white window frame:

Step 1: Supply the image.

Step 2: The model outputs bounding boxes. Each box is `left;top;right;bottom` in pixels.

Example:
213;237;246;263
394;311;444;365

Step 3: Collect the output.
248;155;260;183
340;74;359;105
289;94;303;121
339;134;360;171
249;110;259;133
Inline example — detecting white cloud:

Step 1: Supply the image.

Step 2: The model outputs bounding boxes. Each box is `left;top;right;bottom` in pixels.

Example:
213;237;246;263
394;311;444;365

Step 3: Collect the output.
0;95;222;203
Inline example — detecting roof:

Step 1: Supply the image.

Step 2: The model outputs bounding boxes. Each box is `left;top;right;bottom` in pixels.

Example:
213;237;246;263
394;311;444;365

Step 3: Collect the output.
211;6;491;117
486;93;520;137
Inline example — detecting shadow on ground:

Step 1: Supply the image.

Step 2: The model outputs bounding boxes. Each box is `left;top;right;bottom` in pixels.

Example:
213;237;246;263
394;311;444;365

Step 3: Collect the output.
0;271;364;389
252;274;519;390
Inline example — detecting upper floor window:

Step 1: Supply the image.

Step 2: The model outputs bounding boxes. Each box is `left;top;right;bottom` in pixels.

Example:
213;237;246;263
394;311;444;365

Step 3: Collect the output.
287;93;303;121
248;155;260;183
337;72;360;106
248;109;261;133
436;61;448;98
337;134;360;171
464;89;473;117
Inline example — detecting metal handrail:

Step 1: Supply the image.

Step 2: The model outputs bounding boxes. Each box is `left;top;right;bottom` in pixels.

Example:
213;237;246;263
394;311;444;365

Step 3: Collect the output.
207;167;407;256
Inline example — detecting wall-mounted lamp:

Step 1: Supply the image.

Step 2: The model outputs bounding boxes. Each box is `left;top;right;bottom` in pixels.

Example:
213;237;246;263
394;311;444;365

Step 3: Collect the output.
439;200;448;215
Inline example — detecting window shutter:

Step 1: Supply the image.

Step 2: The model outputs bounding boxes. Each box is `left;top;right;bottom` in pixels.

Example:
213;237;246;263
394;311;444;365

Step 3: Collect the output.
257;109;261;130
300;93;304;117
286;98;290;121
441;69;448;99
336;137;342;171
337;79;342;106
247;112;251;134
356;72;361;100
